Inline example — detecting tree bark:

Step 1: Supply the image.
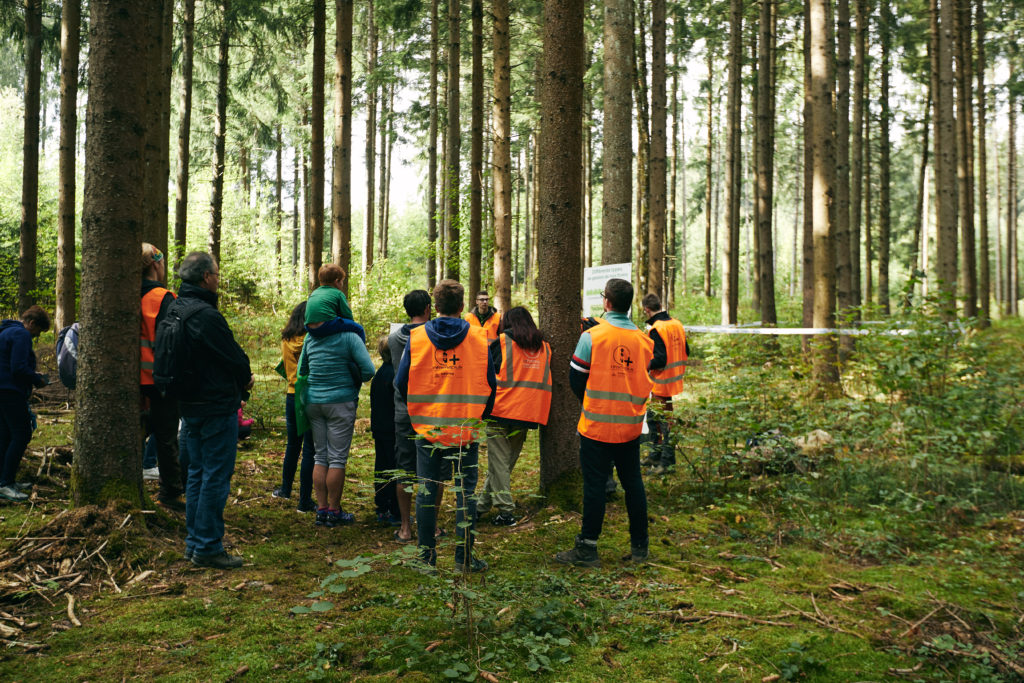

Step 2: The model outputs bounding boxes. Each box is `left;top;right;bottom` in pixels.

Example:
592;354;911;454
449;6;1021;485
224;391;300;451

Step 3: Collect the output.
19;0;42;312
275;125;283;287
445;0;462;279
208;0;230;264
332;0;353;292
143;0;173;256
173;0;195;256
878;0;892;314
602;0;632;265
363;0;377;283
647;0;666;299
722;0;742;325
74;0;154;507
1007;87;1018;316
756;0;777;326
537;0;583;503
427;0;439;287
976;0;990;324
633;0;650;296
56;0;80;331
851;0;866;308
935;0;959;316
492;0;512;312
835;0;851;334
704;50;713;297
955;0;977;317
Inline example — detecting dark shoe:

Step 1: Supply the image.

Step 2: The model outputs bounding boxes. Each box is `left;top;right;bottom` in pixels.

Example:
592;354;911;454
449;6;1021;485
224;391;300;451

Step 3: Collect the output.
191;551;243;569
377;511;401;527
455;555;489;573
315;508;329;526
184;548;194;561
296;500;317;513
273;487;291;499
554;536;601;568
491;512;518;527
641;455;661;468
630;545;650;563
158;495;186;513
408;549;437;575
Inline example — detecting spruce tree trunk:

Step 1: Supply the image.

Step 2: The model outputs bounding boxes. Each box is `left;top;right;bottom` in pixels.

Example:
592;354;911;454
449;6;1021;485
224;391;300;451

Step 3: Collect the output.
174;0;195;256
19;0;42;312
208;0;230;264
56;0;80;331
911;85;932;288
468;0;484;296
1007;89;1018;316
308;0;326;289
878;0;892;315
293;141;301;274
633;0;650;296
647;0;666;299
142;0;173;255
74;0;154;507
275;125;283;287
427;0;439;287
537;0;583;503
956;0;977;318
492;0;512;312
851;0;866;308
445;0;462;279
363;0;377;282
756;0;777;326
704;51;713;297
722;0;742;325
935;0;960;316
602;0;633;265
976;0;990;324
801;2;814;337
377;78;389;261
332;0;353;290
669;53;679;305
835;0;852;334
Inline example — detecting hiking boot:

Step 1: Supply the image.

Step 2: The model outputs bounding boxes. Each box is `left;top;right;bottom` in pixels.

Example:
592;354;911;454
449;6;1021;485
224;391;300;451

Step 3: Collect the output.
191;551;244;569
142;467;160;481
630;545;650;563
158;495;186;513
296;500;317;513
554;536;601;568
455;555;489;573
272;487;291;499
491;512;518;527
0;485;28;502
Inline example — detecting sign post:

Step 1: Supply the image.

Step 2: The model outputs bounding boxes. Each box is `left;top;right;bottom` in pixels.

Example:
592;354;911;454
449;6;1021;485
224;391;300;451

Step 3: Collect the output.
582;262;632;317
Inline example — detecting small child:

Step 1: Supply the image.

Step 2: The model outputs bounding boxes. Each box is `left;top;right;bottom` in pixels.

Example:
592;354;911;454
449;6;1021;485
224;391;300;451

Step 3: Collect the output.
370;335;400;527
305;264;365;342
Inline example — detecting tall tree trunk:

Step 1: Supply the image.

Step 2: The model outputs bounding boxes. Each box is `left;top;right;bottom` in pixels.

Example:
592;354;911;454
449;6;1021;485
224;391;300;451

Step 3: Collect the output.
602;0;632;264
19;0;42;312
956;0;977;317
309;0;326;289
74;0;153;506
911;81;932;288
427;0;440;287
537;0;583;501
809;0;838;389
208;0;230;264
634;0;650;296
143;0;173;255
647;0;666;299
976;0;990;324
383;85;395;259
935;0;959;316
865;84;874;306
363;0;377;282
1007;88;1018;315
174;0;195;255
669;49;679;305
56;0;80;331
377;78;389;261
878;0;892;314
468;0;484;296
835;0;852;335
704;50;713;297
332;0;353;293
294;141;301;273
756;0;778;325
445;0;462;279
851;0;866;308
492;0;512;311
722;0;742;325
275;125;283;287
802;1;814;334
524;135;532;281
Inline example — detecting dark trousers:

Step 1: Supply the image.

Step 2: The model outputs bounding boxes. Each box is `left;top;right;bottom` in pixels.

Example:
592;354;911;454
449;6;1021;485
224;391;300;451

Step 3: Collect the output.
416;440;479;562
580;434;648;548
142;388;184;498
0;390;31;486
646;395;675;465
372;430;400;517
281;393;315;506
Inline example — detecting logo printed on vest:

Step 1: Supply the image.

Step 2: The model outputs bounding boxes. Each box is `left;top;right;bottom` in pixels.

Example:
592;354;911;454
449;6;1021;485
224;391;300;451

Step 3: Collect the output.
613;345;634;370
434;347;462;370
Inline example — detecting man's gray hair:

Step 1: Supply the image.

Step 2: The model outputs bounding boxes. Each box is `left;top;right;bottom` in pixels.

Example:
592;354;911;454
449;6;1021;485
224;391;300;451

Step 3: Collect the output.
178;251;217;284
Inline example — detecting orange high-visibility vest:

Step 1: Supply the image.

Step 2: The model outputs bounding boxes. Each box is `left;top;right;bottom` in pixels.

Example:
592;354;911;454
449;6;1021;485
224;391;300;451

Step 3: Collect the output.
407;324;491;446
649;317;687;397
491;334;552;425
577;322;654;443
466;309;500;342
140;287;174;385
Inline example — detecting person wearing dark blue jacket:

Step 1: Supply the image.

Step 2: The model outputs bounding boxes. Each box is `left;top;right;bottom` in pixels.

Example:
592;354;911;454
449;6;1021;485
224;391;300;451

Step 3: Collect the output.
0;306;50;502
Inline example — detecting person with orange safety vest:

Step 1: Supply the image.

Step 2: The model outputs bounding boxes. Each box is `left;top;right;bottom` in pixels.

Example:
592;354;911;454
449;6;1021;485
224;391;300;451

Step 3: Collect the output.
140;243;184;511
394;279;496;573
465;290;500;342
477;307;552;526
556;278;653;568
640;293;689;473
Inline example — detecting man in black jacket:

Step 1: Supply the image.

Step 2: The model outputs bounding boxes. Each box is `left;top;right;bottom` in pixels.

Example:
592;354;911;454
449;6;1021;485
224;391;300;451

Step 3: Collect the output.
170;252;253;570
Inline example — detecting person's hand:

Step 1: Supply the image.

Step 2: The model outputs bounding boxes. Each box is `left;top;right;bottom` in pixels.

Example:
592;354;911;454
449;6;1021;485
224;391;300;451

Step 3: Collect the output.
244;374;255;391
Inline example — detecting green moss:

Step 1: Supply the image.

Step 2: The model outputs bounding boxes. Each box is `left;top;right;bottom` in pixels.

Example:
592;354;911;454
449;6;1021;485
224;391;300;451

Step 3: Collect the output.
541;468;583;511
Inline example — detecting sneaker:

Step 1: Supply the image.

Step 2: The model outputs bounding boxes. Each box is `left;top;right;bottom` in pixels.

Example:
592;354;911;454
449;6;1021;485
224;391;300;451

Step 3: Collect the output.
315;508;330;526
142;467;160;481
0;485;28;502
158;495;186;513
641;455;661;468
272;487;291;499
376;511;401;527
296;500;317;513
184;548;194;561
554;536;601;568
191;551;244;569
12;482;33;493
491;512;518;527
336;510;355;525
455;555;489;573
630;545;650;563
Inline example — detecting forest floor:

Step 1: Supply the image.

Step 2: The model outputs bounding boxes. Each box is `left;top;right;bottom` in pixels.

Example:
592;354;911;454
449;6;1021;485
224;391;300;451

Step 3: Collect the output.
0;301;1022;682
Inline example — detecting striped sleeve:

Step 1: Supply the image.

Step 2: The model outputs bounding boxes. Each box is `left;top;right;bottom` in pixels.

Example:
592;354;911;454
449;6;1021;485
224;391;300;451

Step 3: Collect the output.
569;331;592;374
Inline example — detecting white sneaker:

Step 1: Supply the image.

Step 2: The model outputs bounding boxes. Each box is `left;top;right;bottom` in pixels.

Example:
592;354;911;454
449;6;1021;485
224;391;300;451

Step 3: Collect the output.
0;485;29;501
142;467;161;481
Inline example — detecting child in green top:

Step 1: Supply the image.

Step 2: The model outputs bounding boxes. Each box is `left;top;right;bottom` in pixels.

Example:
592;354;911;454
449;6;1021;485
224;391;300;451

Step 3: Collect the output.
305;264;365;342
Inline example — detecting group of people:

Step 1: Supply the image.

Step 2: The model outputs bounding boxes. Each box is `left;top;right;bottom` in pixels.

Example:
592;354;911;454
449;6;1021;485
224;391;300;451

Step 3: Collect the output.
1;244;690;573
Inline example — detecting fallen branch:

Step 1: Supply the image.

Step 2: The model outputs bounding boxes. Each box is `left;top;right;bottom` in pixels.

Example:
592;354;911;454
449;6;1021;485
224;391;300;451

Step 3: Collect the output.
1;638;47;652
717;552;784;571
707;611;796;627
898;606;942;639
66;594;81;627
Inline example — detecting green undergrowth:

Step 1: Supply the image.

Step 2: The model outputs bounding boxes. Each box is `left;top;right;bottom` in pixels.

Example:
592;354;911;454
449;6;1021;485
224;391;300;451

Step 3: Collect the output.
1;300;1022;681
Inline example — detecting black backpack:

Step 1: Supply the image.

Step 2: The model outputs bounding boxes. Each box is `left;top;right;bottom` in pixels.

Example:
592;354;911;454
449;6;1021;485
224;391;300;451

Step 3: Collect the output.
153;298;208;397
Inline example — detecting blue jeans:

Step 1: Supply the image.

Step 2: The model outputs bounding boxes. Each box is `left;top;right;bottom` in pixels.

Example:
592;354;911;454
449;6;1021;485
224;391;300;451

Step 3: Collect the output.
281;393;315;505
415;440;479;563
143;435;158;469
182;413;238;558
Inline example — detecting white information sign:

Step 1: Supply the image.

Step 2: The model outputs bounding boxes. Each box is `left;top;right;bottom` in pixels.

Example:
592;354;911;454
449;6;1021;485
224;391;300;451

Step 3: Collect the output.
582;262;632;317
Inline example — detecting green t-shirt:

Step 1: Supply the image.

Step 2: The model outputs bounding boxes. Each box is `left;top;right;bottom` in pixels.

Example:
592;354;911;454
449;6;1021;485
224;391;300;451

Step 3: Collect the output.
305;286;354;324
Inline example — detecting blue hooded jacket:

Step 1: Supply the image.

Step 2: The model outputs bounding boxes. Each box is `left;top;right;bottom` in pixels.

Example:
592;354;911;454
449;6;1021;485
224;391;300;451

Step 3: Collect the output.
0;320;45;397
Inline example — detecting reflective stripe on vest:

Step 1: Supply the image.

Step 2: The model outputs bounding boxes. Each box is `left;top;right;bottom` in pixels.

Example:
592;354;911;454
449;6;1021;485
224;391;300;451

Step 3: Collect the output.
466;310;500;342
491;335;552;425
140;286;173;385
649;318;687;397
577;322;654;443
406;324;491;446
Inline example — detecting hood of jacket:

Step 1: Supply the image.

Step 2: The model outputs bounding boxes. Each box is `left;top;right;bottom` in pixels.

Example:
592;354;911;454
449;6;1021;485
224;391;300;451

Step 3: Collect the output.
177;281;218;307
424;315;469;350
0;319;24;335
